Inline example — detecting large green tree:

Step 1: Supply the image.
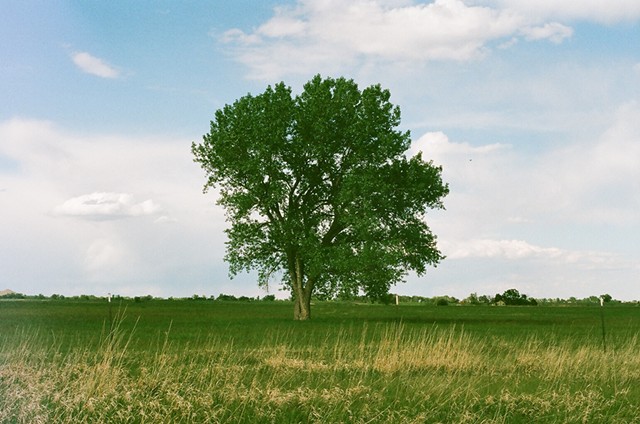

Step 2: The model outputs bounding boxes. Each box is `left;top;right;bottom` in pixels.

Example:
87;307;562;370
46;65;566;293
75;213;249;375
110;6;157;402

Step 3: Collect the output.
192;75;448;320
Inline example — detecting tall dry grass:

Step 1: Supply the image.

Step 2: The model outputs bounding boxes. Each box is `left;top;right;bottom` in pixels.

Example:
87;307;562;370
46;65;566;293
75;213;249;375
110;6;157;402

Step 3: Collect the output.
1;317;639;423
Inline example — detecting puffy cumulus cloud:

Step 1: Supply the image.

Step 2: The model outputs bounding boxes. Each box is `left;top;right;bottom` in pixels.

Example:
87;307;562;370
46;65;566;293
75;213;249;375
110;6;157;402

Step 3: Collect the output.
303;0;521;60
53;192;161;220
411;131;508;160
256;9;308;38
71;51;120;79
219;0;591;80
219;0;506;79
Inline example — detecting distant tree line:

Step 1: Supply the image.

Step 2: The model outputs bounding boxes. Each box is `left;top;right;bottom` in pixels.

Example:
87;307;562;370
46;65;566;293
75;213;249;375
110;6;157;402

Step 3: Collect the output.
392;290;621;306
0;290;631;305
0;292;281;302
347;289;623;306
187;293;278;302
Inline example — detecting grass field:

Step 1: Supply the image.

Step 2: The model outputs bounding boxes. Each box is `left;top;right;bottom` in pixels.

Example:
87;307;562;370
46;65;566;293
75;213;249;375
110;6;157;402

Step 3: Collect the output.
1;299;639;423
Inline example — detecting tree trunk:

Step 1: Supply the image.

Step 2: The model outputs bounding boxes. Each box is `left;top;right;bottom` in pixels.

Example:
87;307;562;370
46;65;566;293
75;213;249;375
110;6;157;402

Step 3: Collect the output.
293;290;311;320
291;254;312;320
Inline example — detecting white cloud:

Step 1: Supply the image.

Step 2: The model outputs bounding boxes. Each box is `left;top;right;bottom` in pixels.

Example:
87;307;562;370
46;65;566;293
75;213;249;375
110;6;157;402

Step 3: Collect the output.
219;0;590;80
444;238;560;259
408;106;639;300
0;117;199;201
257;9;308;38
53;192;161;219
412;101;640;237
221;0;525;79
410;131;515;205
1;104;638;298
442;238;623;269
0;117;227;297
85;238;127;272
534;101;640;225
411;131;508;158
71;51;120;78
493;0;640;23
521;22;573;43
154;215;178;224
498;37;519;49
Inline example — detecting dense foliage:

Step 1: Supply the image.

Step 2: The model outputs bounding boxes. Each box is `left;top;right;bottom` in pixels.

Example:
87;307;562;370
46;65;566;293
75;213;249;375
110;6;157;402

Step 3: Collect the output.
192;75;448;319
494;288;538;306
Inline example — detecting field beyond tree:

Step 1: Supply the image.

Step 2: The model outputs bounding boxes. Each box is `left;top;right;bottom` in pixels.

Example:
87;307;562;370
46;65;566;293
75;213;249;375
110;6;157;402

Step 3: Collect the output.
1;299;639;423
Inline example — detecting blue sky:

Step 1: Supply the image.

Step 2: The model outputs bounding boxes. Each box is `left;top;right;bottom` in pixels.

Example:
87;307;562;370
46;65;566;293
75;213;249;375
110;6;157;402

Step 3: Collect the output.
2;0;639;300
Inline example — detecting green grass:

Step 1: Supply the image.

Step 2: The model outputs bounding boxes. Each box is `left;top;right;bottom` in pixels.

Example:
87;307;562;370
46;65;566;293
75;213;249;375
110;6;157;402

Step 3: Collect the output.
1;299;639;423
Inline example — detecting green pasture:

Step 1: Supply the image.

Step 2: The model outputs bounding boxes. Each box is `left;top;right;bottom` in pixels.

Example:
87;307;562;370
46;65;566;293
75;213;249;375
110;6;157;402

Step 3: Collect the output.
1;299;639;423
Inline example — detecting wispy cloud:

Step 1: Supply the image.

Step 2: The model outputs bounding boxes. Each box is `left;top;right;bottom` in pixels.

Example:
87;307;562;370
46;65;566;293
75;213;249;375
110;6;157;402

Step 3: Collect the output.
442;238;624;270
71;51;120;78
53;192;161;220
494;0;640;24
521;22;573;43
85;237;128;272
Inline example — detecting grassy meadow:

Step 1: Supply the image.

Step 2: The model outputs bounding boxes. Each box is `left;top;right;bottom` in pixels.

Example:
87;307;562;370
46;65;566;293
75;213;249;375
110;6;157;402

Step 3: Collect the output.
1;299;639;423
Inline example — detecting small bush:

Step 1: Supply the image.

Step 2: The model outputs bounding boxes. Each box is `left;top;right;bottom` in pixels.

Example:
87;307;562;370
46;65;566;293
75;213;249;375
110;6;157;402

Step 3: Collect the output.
217;294;238;301
435;297;449;306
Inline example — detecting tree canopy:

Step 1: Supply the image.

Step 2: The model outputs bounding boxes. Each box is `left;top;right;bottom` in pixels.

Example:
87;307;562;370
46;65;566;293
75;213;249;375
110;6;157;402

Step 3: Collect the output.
192;75;448;320
494;289;538;306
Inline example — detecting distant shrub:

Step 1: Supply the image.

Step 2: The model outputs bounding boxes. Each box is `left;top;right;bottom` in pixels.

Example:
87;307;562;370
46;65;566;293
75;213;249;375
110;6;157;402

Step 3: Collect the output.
435;297;449;306
494;289;537;306
0;292;26;299
463;293;480;305
262;294;276;302
133;296;155;303
217;294;238;301
189;294;208;301
378;294;395;305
